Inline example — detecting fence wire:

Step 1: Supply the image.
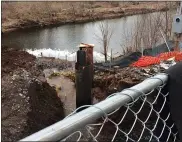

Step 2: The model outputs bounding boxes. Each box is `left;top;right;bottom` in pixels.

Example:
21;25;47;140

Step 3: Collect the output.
20;74;179;142
62;80;179;142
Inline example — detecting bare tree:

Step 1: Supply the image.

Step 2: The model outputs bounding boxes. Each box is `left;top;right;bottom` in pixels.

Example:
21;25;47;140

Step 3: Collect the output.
70;3;77;20
120;9;173;55
95;21;114;62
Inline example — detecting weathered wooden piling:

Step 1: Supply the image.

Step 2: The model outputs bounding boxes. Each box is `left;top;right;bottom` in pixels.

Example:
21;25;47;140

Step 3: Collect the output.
75;43;94;112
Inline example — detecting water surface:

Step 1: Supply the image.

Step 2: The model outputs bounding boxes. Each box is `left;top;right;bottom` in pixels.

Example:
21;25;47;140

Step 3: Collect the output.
2;11;174;61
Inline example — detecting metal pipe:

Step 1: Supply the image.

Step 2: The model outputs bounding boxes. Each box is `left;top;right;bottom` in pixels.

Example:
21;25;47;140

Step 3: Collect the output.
20;74;168;141
159;28;171;52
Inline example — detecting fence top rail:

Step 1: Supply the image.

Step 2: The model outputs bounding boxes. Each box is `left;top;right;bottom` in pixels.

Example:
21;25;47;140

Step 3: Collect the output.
20;73;168;141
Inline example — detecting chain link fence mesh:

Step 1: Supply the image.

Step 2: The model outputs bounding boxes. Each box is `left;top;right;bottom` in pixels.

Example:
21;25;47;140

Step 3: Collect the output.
62;83;179;142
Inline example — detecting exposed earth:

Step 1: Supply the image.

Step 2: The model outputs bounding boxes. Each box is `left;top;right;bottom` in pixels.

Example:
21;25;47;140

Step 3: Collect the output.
1;46;174;141
1;47;66;141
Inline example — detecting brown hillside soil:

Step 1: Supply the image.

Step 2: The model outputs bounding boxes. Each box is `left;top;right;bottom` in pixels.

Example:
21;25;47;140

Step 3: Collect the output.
1;47;65;141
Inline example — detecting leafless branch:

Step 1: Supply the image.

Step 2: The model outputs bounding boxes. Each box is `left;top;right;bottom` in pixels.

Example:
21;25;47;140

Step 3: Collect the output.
95;21;114;62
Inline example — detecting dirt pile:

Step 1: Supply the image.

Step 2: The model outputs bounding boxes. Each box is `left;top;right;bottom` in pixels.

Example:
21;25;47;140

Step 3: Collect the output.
36;57;74;70
93;64;167;100
58;65;161;101
2;47;36;76
1;47;65;141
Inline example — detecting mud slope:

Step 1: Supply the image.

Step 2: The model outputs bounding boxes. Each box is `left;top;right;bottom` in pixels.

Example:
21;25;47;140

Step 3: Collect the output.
1;47;65;141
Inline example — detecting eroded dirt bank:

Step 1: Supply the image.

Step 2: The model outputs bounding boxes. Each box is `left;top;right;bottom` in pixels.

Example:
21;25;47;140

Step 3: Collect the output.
2;2;176;33
1;47;65;141
36;57;76;115
1;46;178;141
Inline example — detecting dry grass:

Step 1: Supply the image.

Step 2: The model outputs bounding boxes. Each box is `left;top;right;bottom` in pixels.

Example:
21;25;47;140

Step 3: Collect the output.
2;2;129;22
2;2;177;33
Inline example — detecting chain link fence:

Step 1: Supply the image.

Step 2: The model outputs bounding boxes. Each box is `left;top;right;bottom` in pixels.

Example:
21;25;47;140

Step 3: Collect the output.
20;73;179;142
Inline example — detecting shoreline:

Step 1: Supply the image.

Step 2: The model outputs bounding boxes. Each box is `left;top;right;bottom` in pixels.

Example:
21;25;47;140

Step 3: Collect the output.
2;2;175;34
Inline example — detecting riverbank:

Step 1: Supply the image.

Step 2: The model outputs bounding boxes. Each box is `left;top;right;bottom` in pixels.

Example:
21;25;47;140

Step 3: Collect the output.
2;2;177;33
2;46;176;141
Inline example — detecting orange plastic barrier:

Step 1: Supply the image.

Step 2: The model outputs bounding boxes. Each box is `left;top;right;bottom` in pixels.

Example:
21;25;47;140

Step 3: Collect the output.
131;56;160;67
131;51;182;67
175;53;182;61
158;51;182;60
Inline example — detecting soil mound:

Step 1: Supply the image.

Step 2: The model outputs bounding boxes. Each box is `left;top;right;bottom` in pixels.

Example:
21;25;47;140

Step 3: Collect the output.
1;47;65;141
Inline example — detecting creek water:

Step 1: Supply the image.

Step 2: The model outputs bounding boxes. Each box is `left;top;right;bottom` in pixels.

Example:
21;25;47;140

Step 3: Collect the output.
2;11;175;62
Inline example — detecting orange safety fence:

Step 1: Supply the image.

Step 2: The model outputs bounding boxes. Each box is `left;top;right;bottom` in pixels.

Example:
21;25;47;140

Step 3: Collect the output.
131;51;182;67
131;56;160;67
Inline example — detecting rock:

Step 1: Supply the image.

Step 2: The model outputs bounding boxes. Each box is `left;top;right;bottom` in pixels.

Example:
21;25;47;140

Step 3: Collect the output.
19;93;23;97
142;68;150;73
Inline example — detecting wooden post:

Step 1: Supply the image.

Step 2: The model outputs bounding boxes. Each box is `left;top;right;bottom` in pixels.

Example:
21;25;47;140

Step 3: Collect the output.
75;43;94;112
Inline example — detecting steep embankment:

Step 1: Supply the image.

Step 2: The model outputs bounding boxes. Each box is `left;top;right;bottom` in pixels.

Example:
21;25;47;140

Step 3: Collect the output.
1;47;65;141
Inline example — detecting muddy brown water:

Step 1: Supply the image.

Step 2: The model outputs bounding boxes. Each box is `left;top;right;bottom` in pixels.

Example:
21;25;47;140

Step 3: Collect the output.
48;75;76;115
44;68;99;116
44;69;75;115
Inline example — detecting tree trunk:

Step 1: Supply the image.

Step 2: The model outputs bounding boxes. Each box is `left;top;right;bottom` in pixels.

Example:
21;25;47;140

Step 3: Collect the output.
104;47;107;62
